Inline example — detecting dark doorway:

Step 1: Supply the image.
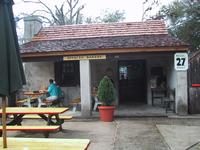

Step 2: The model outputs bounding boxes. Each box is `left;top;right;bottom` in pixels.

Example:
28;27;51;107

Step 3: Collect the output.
118;60;146;104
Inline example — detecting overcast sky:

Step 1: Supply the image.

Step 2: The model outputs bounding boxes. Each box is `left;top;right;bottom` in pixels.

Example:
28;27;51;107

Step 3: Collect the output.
82;0;174;21
13;0;174;22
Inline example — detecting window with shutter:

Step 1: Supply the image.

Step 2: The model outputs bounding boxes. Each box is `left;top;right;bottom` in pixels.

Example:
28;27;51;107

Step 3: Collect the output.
55;61;80;86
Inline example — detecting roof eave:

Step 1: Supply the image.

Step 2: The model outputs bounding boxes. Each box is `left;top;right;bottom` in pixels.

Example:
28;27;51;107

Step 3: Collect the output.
21;46;189;58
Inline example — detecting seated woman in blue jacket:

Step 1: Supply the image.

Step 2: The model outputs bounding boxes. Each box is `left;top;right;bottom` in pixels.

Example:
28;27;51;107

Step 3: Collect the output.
46;79;58;101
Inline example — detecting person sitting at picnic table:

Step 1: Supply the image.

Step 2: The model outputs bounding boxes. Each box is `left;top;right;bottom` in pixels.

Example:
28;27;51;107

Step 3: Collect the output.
43;79;59;102
56;83;63;98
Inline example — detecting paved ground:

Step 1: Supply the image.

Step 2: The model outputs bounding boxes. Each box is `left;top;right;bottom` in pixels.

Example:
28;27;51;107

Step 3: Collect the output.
157;125;200;150
7;117;200;150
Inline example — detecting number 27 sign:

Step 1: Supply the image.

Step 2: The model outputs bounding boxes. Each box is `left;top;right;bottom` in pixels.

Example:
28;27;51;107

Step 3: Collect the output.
174;53;188;71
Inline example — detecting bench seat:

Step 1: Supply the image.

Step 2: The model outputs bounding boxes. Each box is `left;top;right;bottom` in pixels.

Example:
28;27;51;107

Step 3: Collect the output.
69;98;81;112
8;115;72;120
16;98;37;107
16;99;28;104
0;126;60;138
0;137;90;150
0;126;60;131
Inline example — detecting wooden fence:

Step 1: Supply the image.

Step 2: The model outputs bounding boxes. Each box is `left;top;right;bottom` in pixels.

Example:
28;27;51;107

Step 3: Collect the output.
188;51;200;114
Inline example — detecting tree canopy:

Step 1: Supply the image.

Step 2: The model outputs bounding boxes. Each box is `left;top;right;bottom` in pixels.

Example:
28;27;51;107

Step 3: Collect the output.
85;9;125;24
155;0;200;52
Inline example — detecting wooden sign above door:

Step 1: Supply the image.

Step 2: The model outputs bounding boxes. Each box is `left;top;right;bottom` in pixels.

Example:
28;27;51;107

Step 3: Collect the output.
63;55;106;61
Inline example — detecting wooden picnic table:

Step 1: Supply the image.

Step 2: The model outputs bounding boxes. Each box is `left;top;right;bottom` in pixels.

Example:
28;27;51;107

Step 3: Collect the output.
0;107;68;125
0;107;68;115
0;137;90;150
23;91;46;97
0;107;69;137
20;91;46;107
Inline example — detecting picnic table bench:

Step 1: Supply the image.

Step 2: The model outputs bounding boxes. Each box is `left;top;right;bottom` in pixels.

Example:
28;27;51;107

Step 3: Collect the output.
0;126;60;138
8;114;72;120
69;97;81;112
17;91;46;107
0;107;70;137
0;126;60;131
0;137;90;150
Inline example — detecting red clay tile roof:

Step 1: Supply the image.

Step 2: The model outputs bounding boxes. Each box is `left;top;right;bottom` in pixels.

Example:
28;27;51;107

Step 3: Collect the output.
20;20;188;54
32;20;168;41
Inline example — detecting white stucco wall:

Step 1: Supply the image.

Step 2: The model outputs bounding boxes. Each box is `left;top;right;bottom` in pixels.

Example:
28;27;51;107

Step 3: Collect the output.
61;86;80;106
167;57;176;89
80;60;92;117
176;71;188;115
166;55;189;115
24;62;54;91
23;62;80;106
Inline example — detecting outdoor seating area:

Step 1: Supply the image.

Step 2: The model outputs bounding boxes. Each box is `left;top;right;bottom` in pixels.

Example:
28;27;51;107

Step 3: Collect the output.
0;106;90;149
0;107;69;137
16;90;64;108
68;87;103;112
0;86;90;149
0;85;90;149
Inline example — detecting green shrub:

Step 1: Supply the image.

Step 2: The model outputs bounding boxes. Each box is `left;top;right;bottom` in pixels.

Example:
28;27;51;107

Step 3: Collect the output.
97;76;115;106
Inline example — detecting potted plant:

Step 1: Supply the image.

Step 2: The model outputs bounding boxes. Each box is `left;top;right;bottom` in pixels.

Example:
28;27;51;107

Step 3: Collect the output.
97;75;115;122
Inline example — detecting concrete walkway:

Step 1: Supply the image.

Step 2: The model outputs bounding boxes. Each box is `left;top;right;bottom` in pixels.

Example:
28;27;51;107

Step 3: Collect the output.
7;117;200;150
157;125;200;150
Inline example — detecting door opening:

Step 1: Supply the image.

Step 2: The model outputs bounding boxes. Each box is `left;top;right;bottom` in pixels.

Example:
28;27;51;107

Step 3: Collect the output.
118;60;146;104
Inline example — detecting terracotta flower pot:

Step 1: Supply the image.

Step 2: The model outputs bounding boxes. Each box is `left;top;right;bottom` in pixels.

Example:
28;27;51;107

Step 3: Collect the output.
98;106;115;122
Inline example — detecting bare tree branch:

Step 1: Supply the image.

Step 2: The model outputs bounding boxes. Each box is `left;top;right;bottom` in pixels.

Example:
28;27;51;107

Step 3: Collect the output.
23;0;59;24
71;0;79;11
142;0;160;21
23;0;41;3
71;5;84;19
55;4;65;25
31;15;53;24
22;0;85;25
31;9;51;15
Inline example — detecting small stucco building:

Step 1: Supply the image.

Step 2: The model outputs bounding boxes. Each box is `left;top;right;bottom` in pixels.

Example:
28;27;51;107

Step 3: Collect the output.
20;19;188;117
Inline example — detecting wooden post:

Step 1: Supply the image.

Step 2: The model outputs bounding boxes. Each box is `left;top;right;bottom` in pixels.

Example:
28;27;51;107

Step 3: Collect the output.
2;96;7;148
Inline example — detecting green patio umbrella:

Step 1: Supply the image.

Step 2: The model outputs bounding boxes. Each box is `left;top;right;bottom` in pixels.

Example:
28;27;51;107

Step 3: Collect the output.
0;0;26;148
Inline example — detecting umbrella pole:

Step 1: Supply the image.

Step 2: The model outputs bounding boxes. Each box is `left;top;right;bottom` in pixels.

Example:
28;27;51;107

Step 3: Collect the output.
2;96;7;148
